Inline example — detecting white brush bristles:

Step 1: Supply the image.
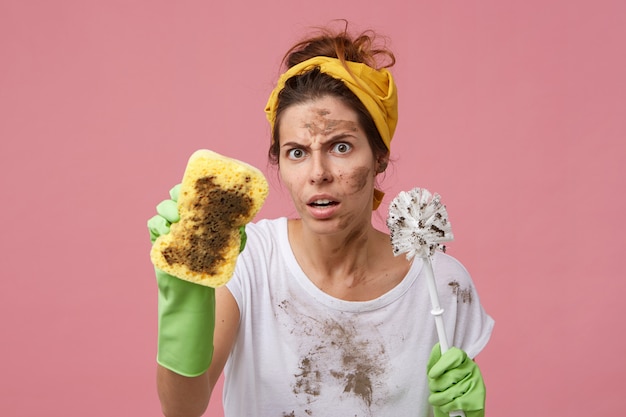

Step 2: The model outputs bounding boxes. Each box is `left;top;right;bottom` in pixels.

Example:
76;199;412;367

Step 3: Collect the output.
387;188;454;260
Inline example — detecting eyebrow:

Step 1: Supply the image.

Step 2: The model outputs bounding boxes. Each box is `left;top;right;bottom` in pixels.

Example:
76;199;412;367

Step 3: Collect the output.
280;132;357;149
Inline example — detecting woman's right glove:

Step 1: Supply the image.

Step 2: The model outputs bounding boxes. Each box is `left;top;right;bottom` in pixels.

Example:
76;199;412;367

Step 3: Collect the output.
148;184;215;377
427;343;486;417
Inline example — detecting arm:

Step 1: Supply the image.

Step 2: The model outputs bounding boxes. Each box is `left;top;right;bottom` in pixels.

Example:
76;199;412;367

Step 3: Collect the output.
156;285;240;417
157;367;209;417
149;184;243;417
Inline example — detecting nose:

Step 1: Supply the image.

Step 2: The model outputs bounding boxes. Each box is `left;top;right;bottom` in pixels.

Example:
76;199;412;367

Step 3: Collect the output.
309;153;332;184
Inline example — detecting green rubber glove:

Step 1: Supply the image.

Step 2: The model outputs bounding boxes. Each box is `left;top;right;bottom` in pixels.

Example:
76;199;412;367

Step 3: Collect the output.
427;343;486;417
148;184;215;377
148;184;248;251
147;184;181;243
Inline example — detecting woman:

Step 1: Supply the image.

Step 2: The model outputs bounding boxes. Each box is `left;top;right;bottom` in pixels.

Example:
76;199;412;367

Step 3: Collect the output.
150;25;494;417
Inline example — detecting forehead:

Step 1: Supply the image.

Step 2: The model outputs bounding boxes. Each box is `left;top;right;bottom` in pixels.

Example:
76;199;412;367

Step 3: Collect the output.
279;96;361;129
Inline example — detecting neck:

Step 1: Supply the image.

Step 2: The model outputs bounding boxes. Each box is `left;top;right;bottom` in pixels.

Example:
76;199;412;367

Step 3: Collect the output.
287;218;410;302
289;218;380;287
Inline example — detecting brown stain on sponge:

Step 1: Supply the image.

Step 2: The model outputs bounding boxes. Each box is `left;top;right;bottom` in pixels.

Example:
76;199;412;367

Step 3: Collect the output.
162;176;252;274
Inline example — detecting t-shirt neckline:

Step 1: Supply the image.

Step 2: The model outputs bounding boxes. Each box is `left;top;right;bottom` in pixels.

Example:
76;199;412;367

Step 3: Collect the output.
276;217;424;313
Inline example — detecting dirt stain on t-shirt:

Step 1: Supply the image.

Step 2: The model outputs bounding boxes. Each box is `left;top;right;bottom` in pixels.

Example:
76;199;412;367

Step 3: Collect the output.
277;299;388;415
448;280;473;304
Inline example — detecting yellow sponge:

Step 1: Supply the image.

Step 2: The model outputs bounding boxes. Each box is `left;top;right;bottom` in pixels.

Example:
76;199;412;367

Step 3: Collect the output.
150;149;269;287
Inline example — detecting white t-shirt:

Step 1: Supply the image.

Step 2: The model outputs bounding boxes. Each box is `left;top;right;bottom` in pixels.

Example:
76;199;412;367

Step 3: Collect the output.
224;218;494;417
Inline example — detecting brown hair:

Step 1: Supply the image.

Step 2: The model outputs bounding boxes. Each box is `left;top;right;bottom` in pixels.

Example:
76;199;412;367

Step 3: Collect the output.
268;22;396;166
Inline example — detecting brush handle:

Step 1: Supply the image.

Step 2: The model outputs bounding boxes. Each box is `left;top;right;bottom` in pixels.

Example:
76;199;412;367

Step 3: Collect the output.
424;257;465;417
424;257;450;351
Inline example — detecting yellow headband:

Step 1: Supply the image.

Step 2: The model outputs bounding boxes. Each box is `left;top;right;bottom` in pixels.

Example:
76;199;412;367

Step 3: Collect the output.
264;56;398;150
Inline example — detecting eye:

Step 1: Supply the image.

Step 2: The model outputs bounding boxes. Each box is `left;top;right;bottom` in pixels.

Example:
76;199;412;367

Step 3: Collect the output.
332;142;352;154
287;148;307;160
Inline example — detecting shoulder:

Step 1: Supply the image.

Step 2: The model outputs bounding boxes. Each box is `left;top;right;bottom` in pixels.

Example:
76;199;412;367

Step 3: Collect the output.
235;217;290;269
430;251;477;293
246;217;286;236
243;217;287;248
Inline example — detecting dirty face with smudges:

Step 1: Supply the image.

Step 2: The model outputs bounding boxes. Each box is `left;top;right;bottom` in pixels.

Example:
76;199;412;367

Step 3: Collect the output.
278;96;379;235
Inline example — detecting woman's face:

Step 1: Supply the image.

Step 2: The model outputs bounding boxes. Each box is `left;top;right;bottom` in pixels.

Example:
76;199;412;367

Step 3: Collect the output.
278;96;383;235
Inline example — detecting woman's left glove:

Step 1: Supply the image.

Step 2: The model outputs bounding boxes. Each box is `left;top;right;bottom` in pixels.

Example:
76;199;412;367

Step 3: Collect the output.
148;184;215;377
427;343;486;417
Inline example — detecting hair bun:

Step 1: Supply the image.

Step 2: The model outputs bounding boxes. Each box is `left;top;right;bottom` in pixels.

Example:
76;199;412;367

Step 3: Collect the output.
283;22;395;70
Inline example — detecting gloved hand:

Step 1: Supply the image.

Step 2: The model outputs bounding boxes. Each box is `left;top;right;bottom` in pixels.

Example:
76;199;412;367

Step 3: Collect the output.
148;184;181;243
148;184;215;377
427;343;486;417
148;184;248;250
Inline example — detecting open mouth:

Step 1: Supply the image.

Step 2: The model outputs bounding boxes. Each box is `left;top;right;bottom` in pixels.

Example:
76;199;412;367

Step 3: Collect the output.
308;199;338;208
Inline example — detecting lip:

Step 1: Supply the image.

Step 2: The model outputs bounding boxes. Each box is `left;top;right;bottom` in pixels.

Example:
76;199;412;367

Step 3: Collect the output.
306;194;339;205
305;194;340;219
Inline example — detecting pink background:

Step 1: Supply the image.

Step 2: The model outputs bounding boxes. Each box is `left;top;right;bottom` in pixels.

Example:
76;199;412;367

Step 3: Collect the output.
1;1;624;416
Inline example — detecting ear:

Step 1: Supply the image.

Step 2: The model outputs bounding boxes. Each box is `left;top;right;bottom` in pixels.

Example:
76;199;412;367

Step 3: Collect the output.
376;153;390;173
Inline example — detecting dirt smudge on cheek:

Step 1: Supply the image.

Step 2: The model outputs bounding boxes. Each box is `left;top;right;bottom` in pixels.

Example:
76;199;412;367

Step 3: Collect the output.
335;211;356;234
340;166;373;195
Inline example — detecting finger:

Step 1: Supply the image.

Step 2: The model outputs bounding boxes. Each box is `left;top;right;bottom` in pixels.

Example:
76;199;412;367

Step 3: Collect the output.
428;366;472;392
156;199;180;223
428;347;468;379
427;343;442;373
428;377;473;409
148;214;171;242
239;226;247;252
169;183;181;201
